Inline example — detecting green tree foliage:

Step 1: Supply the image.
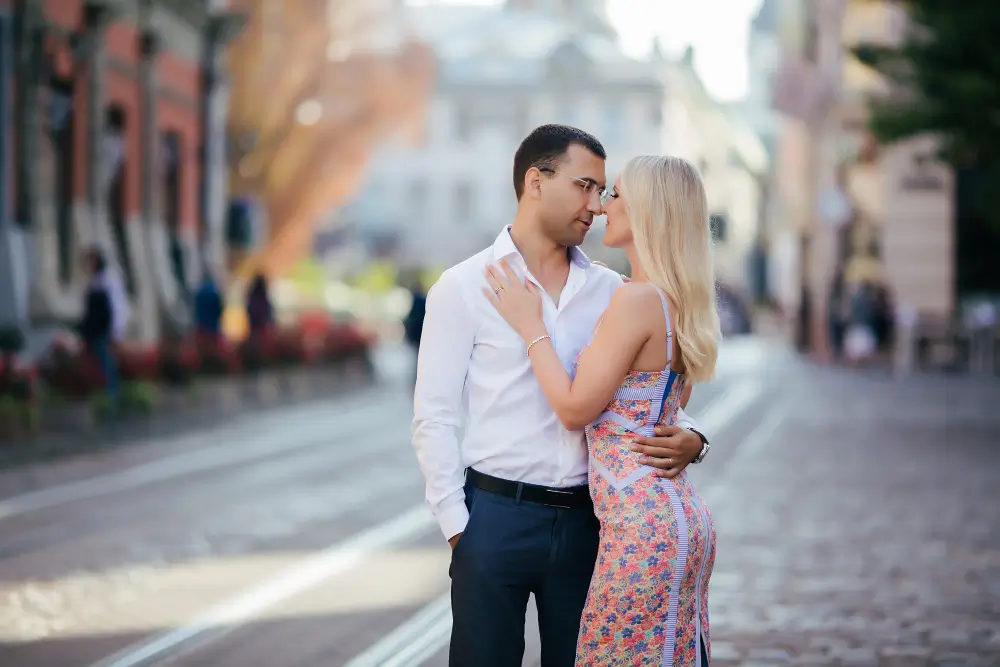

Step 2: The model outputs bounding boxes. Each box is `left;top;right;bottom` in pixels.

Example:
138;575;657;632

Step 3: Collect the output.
853;0;1000;230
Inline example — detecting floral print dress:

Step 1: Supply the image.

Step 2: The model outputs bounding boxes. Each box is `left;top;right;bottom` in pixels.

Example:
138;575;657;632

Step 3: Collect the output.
575;288;716;667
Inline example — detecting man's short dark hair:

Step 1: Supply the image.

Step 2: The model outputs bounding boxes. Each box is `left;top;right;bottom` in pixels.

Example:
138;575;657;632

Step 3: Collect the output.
513;124;606;200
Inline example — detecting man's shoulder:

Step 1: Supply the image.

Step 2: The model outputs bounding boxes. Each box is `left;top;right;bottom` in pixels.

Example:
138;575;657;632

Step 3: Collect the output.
439;248;493;281
428;247;493;298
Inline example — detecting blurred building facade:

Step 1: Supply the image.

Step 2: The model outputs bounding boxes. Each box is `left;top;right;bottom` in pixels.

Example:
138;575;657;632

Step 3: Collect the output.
740;0;782;159
224;0;435;282
0;0;243;343
769;0;954;357
662;48;770;300
339;0;665;269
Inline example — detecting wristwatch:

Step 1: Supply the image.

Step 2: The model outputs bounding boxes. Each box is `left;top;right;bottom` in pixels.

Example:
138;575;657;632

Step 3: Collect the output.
690;429;711;464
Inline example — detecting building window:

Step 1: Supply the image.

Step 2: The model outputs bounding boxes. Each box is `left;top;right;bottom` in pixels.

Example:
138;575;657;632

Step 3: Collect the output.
455;182;473;221
105;105;135;295
454;103;472;143
649;103;662;127
409;179;428;217
804;3;819;64
602;104;623;144
161;132;182;233
161;131;186;294
710;213;728;243
47;77;75;285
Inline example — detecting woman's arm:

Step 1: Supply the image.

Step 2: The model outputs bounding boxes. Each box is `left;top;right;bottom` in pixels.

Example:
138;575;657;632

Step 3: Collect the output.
522;286;652;430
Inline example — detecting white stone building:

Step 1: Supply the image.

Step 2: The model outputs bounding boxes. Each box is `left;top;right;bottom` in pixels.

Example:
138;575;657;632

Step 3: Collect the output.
338;0;666;270
740;0;782;158
661;49;770;297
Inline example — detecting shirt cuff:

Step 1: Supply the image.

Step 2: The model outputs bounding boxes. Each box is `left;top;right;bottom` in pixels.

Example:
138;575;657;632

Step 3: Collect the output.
675;410;696;432
435;499;470;541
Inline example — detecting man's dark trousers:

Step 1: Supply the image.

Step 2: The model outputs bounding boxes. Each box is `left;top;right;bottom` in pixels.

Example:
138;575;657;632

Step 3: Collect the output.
448;472;600;667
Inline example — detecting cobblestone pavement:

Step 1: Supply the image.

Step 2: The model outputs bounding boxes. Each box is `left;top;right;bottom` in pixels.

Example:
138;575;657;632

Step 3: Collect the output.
693;366;1000;667
1;338;996;667
420;355;1000;667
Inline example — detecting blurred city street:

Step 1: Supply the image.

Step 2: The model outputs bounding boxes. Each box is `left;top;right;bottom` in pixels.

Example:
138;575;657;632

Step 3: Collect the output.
0;337;997;667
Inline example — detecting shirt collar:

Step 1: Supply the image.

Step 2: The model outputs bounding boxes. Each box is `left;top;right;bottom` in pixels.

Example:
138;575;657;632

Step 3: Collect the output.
490;225;592;269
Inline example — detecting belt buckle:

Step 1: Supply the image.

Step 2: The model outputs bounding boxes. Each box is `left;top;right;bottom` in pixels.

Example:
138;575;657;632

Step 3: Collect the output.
545;487;574;509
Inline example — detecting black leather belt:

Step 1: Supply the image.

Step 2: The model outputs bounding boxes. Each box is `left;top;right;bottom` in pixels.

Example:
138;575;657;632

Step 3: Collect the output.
467;469;591;509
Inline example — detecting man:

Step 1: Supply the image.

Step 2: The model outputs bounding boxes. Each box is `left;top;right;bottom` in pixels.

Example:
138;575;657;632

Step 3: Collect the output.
78;248;120;403
411;125;711;667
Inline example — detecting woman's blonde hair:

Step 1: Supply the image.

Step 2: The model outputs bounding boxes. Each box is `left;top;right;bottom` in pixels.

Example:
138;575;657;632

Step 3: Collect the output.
621;155;720;383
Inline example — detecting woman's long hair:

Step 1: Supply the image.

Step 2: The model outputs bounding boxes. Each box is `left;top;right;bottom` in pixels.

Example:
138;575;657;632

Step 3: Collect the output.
621;155;720;383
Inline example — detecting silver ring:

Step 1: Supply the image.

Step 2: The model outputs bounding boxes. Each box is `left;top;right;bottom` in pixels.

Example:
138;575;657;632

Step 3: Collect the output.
494;286;504;295
664;457;672;467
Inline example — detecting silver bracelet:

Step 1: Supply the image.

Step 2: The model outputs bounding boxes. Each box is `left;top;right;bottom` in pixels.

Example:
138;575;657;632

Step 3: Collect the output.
526;334;551;356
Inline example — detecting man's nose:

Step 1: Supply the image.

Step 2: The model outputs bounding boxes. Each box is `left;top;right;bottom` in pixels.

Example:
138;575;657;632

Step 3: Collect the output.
587;189;603;213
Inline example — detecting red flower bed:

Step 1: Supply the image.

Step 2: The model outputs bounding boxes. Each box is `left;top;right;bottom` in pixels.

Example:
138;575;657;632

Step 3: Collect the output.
159;338;200;385
116;345;162;382
31;314;375;401
38;342;105;399
0;355;37;403
194;334;243;375
323;321;372;360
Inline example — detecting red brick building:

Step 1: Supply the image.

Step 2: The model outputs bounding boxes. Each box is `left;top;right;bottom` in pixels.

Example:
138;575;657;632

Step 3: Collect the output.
0;0;243;342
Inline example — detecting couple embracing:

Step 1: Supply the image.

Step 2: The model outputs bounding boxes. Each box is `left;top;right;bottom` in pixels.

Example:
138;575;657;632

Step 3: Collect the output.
411;124;721;667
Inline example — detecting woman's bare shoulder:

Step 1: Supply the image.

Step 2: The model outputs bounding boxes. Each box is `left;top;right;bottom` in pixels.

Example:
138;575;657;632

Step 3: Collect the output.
603;282;667;328
610;281;664;307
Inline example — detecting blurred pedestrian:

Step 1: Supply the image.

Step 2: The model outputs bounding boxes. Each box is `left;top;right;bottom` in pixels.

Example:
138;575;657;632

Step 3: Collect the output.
845;280;878;366
411;125;711;667
193;271;225;341
403;280;426;349
77;248;120;405
245;272;274;337
403;279;426;384
828;267;849;362
872;282;895;355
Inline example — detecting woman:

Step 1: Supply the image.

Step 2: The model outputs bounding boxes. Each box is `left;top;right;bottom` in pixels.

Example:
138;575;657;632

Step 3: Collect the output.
483;155;720;666
245;272;274;335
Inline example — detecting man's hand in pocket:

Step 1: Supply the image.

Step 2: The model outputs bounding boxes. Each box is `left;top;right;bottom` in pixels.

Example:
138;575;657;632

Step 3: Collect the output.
448;533;463;550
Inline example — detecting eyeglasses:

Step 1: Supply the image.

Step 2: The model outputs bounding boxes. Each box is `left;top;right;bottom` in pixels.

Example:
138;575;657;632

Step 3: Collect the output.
539;168;618;206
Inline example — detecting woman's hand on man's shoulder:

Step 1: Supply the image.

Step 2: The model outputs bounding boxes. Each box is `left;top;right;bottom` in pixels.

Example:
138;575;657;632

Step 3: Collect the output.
591;260;630;283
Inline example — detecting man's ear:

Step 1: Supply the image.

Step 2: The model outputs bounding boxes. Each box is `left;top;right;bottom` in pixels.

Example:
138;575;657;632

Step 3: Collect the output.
524;167;543;200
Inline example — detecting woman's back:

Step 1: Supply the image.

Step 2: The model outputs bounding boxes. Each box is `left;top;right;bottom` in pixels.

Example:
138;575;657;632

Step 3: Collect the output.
583;285;686;490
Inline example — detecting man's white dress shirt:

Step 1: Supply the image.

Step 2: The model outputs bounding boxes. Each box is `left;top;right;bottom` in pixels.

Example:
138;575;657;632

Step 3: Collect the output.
411;227;700;540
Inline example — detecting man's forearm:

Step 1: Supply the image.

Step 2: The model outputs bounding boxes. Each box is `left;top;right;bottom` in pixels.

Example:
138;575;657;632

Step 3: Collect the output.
411;418;471;540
